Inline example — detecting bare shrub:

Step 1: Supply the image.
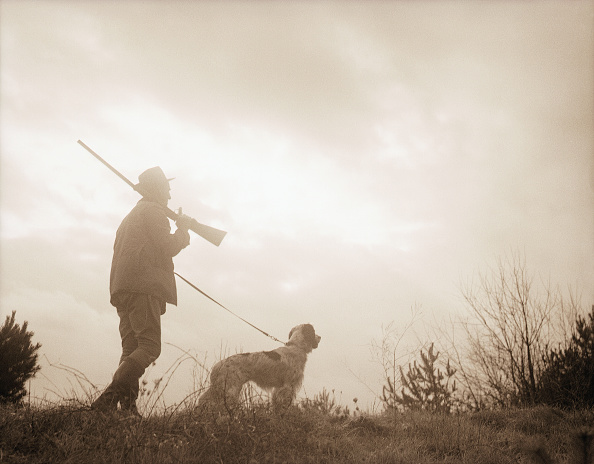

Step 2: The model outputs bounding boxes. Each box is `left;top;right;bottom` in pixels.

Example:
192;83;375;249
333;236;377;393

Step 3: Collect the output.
458;251;584;408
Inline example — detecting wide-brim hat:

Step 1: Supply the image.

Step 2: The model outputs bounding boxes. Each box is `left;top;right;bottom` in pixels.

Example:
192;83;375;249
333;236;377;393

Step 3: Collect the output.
135;166;175;193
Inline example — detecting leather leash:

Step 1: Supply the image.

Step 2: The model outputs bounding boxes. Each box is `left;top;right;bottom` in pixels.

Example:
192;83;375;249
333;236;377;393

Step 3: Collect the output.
174;272;285;345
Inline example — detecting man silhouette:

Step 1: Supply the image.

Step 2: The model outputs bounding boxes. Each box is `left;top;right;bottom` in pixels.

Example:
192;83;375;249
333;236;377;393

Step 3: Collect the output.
92;166;191;416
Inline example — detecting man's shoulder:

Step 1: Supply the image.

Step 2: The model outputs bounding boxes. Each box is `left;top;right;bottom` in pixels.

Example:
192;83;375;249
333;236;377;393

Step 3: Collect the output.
132;199;167;213
128;199;168;224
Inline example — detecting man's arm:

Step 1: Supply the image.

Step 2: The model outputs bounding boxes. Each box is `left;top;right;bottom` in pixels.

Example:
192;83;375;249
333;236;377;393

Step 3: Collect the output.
144;204;190;257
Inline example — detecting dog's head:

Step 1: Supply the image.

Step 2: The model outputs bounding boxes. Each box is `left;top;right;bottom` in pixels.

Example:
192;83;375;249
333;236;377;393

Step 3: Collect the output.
287;324;321;353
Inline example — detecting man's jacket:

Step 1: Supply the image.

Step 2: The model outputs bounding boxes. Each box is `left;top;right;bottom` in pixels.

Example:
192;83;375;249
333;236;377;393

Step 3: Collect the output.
110;199;190;306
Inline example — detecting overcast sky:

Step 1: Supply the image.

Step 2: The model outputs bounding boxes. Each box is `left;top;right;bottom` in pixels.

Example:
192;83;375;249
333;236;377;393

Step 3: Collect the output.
1;1;593;411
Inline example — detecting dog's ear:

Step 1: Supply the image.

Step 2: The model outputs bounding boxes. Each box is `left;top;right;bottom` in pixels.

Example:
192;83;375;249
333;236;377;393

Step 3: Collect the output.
303;324;319;349
288;326;297;340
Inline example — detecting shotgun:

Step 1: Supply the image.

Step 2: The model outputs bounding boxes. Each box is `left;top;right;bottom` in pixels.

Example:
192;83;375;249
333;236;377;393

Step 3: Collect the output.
77;140;227;246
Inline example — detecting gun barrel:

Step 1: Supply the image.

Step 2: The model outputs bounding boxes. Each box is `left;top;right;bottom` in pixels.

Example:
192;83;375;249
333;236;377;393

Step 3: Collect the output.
77;140;136;189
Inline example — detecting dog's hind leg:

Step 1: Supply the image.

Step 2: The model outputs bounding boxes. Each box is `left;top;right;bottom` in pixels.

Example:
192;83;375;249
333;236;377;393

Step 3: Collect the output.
202;365;245;414
272;385;296;412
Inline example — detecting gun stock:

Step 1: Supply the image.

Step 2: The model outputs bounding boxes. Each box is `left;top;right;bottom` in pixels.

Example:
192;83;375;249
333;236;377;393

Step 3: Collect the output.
189;218;227;247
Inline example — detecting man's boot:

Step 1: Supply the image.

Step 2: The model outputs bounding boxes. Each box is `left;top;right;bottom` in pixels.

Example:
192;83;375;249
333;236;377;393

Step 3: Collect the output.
114;358;144;417
120;376;141;417
92;358;144;415
91;386;119;413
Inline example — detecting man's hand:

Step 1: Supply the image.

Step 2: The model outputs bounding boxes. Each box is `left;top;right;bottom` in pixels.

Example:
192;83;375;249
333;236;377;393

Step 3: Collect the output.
176;213;193;231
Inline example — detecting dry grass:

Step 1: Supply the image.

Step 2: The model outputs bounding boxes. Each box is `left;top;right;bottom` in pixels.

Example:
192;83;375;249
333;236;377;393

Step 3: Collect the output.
1;400;592;463
3;352;591;463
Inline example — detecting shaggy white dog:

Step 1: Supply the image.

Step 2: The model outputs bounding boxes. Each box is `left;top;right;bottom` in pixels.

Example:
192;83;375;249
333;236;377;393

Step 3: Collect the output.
199;324;321;412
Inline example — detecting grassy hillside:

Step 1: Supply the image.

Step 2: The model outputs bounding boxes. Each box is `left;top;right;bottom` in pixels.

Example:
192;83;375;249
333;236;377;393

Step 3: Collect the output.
1;400;592;463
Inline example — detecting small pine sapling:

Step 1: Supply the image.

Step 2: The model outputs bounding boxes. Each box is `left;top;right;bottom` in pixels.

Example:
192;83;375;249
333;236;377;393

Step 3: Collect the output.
382;343;457;413
0;311;41;404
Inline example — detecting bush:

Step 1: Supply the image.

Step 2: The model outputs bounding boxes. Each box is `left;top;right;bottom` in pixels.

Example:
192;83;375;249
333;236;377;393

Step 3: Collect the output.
0;311;41;404
382;343;458;413
537;306;594;408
